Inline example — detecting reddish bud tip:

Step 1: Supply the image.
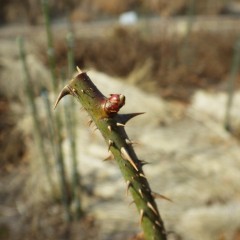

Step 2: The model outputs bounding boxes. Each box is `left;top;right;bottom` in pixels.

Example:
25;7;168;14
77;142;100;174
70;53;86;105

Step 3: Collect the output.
103;94;125;114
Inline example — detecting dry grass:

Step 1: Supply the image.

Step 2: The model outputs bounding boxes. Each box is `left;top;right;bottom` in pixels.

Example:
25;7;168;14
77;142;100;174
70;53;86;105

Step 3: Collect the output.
0;96;26;174
48;27;238;101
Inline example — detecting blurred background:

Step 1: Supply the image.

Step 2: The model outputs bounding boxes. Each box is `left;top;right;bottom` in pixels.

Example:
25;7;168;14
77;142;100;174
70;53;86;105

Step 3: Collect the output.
1;0;240;240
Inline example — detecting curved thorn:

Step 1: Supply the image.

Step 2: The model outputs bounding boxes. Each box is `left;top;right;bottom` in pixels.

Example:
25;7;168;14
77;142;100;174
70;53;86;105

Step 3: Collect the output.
147;202;158;216
138;189;143;198
117;112;145;125
139;160;149;167
139;173;146;179
103;153;114;161
125;139;132;145
88;119;93;127
54;86;71;109
120;147;138;171
155;220;162;227
76;66;82;74
116;122;125;127
152;191;173;202
108;140;113;151
108;125;112;132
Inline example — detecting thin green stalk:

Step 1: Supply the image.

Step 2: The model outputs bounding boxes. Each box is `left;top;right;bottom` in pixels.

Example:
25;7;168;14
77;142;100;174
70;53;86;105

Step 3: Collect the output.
55;110;72;222
181;0;195;64
41;0;71;221
41;88;71;221
41;0;57;91
186;0;195;37
18;37;54;193
224;37;240;131
55;71;167;240
41;89;56;152
65;32;84;219
63;96;84;219
66;32;75;77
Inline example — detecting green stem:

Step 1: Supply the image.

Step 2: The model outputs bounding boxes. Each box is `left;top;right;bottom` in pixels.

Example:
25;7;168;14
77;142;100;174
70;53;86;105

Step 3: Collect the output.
41;0;57;91
181;0;195;64
224;37;240;131
65;29;84;219
55;72;167;240
41;89;72;222
63;97;84;219
41;0;72;222
18;37;54;194
66;32;75;78
41;89;56;150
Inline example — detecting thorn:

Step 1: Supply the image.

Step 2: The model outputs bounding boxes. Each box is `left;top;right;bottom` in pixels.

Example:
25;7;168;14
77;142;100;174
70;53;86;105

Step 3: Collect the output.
128;200;135;206
139;160;149;167
147;202;158;216
125;139;132;145
108;140;113;151
54;86;71;109
155;220;162;227
81;89;85;94
139;209;144;225
120;147;138;171
103;153;114;161
88;119;93;127
138;189;144;198
117;112;145;125
93;127;98;132
139;173;146;179
108;125;112;132
76;66;82;74
126;180;132;196
116;122;125;127
151;191;173;202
